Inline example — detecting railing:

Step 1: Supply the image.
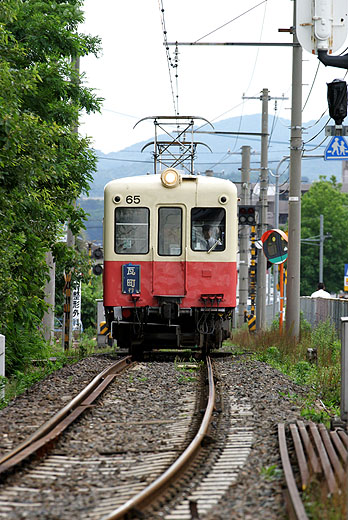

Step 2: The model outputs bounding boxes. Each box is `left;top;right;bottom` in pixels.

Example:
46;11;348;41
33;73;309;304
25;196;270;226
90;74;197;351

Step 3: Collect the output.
300;296;348;337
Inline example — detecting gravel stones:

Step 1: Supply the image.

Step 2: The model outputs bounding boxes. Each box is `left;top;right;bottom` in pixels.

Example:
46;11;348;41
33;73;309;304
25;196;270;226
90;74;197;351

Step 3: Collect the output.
204;356;309;520
0;354;311;519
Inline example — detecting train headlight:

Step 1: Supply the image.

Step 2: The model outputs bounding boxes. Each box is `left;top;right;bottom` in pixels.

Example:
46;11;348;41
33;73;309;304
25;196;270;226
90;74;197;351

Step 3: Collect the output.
161;168;181;188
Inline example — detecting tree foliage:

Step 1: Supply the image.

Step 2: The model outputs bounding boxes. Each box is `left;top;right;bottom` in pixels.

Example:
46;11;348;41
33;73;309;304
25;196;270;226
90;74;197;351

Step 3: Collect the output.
0;0;102;372
301;176;348;296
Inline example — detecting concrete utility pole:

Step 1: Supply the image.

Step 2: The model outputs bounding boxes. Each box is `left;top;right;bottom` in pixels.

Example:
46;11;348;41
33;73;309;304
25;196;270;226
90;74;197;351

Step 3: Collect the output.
243;89;286;330
257;88;269;330
319;214;324;284
62;56;80;350
42;252;55;344
286;1;302;339
238;146;251;327
242;90;269;330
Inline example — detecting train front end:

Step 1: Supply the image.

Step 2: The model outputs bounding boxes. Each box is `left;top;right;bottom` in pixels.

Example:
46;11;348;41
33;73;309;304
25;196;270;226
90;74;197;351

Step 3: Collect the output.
103;168;238;356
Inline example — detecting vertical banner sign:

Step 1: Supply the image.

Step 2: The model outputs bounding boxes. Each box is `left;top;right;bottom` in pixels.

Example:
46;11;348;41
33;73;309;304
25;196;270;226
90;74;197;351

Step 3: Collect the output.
72;281;82;331
122;264;141;294
63;272;71;350
344;264;348;292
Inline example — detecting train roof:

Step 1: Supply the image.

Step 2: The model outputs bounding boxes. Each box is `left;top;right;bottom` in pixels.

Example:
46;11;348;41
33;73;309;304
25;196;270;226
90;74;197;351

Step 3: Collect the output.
104;172;237;194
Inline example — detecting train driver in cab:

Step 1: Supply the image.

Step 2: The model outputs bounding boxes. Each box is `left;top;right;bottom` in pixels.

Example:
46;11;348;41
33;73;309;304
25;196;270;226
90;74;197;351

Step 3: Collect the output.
194;224;221;251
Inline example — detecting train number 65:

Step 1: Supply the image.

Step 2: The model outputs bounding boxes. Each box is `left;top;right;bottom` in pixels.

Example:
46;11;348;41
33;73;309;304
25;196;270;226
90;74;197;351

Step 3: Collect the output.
126;195;141;204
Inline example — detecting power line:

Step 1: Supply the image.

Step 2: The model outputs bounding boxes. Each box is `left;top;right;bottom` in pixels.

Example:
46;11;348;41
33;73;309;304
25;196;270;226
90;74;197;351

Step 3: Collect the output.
231;1;268;152
302;62;320;111
194;0;268;43
158;0;179;116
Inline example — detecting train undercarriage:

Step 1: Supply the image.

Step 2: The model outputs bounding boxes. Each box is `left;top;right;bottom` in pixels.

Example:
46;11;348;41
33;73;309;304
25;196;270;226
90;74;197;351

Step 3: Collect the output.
105;297;233;358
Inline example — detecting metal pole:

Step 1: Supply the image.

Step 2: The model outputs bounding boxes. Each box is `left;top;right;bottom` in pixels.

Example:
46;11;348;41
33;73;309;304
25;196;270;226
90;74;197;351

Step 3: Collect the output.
256;88;269;330
319;214;324;284
279;262;284;334
273;171;279;320
341;317;348;423
238;146;251;327
272;156;290;319
286;1;302;338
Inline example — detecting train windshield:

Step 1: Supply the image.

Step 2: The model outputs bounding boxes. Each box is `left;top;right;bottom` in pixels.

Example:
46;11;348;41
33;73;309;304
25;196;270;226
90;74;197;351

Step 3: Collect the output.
158;207;182;256
191;208;225;252
115;207;149;254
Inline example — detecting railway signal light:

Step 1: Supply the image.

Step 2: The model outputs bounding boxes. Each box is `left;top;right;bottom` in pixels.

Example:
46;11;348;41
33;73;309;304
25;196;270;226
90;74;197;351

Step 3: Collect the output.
238;205;256;225
327;80;347;126
91;246;103;276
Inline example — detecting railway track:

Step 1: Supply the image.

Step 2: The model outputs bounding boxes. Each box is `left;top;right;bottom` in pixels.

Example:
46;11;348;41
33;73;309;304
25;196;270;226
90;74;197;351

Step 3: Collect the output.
0;356;134;476
0;356;206;518
0;354;255;519
1;352;344;519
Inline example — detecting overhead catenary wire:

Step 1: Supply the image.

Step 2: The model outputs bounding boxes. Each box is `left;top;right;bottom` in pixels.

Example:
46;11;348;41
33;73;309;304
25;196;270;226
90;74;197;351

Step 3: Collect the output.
193;0;268;43
196;1;269;139
302;62;320;112
158;0;179;116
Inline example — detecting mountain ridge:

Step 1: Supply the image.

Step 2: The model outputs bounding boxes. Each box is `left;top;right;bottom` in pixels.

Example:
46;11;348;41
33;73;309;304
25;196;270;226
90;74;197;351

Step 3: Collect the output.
81;113;343;243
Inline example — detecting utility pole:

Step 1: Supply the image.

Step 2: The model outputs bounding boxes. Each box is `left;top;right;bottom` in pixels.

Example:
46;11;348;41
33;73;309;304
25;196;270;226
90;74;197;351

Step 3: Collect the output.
258;88;269;330
319;214;324;284
242;90;269;330
286;1;302;338
62;56;79;350
301;214;331;284
243;89;283;330
42;251;55;344
238;145;251;327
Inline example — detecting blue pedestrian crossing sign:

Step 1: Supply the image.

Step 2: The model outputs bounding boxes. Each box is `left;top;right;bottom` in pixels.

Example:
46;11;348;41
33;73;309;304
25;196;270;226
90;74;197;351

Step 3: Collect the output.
324;136;348;160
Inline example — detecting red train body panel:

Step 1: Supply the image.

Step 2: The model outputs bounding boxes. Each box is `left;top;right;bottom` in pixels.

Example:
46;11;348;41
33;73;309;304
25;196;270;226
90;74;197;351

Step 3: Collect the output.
104;260;237;308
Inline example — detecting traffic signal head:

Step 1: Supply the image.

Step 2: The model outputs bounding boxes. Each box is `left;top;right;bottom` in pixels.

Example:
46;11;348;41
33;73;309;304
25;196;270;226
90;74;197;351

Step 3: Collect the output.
238;205;256;225
92;247;103;260
327;80;347;125
90;246;103;275
92;264;103;276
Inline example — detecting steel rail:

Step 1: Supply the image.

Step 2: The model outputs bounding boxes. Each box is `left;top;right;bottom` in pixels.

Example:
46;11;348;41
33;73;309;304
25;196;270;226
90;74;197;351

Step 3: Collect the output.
278;423;309;520
0;356;133;475
101;356;215;520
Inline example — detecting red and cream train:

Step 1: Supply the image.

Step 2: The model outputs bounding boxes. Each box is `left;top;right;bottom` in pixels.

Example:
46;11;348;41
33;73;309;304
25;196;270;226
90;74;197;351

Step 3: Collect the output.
103;167;238;356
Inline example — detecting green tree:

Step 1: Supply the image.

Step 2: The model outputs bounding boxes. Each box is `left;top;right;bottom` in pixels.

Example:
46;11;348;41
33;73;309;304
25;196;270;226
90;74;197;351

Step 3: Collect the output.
301;176;348;296
0;0;102;372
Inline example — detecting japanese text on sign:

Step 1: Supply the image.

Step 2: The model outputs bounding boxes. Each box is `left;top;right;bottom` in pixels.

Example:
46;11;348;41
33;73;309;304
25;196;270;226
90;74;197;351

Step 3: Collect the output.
122;264;141;294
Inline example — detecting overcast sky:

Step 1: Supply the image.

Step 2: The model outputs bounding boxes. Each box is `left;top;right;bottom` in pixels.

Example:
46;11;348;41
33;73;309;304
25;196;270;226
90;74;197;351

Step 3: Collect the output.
79;0;348;154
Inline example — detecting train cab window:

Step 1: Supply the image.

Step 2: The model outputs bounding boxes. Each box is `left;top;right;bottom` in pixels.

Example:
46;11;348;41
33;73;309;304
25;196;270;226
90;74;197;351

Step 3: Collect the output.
191;208;225;252
158;207;182;256
115;207;149;254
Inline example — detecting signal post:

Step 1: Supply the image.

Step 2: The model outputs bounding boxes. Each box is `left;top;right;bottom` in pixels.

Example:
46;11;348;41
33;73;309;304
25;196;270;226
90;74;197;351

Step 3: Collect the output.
238;146;251;327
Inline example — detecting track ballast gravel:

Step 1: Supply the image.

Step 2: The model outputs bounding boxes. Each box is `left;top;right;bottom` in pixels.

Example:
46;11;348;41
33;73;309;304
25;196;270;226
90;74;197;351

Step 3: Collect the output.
0;353;311;519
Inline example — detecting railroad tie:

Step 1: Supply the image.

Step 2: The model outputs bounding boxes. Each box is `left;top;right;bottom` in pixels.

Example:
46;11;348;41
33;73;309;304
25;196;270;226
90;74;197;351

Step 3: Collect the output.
279;421;348;520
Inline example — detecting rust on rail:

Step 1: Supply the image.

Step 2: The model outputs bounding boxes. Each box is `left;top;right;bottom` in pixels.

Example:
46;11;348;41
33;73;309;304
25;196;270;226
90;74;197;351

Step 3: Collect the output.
101;356;215;520
279;421;348;520
0;356;133;476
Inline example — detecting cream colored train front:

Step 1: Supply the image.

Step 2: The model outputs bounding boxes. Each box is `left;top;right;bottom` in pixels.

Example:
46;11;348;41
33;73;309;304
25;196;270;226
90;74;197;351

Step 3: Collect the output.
103;168;238;356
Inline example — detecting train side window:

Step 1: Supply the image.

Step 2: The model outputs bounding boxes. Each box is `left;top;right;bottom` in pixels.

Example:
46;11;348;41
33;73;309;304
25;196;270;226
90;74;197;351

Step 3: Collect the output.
158;207;182;256
191;208;225;251
115;207;149;254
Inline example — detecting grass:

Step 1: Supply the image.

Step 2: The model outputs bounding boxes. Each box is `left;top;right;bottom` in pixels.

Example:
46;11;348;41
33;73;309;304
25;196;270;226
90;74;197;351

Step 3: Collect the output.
230;318;346;520
230;318;341;417
174;356;203;384
0;330;113;410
